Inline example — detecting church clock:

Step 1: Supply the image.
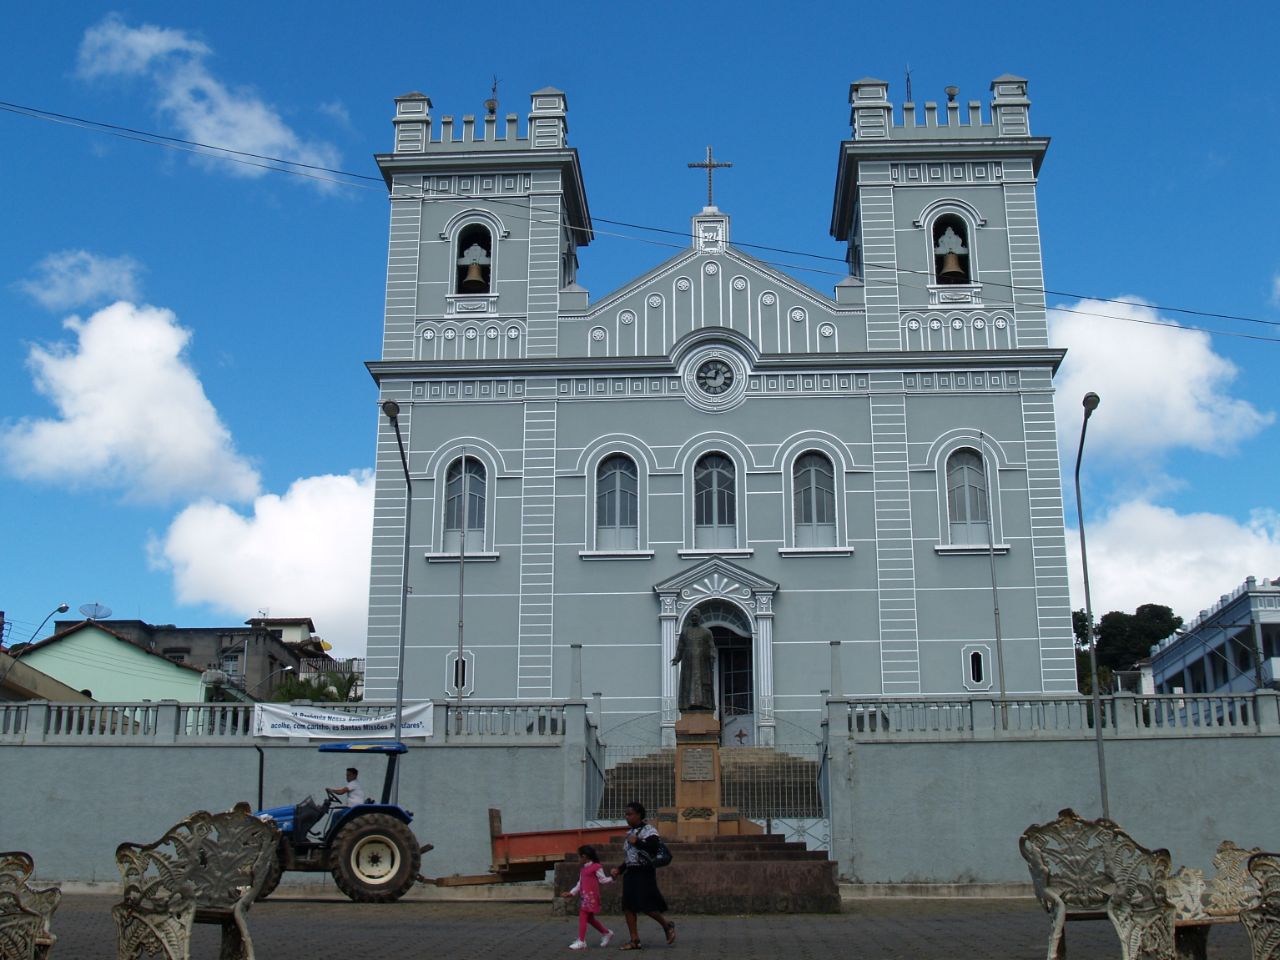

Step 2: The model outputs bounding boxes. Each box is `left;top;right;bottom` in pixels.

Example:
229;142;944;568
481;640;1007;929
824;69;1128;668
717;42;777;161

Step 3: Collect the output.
696;359;734;395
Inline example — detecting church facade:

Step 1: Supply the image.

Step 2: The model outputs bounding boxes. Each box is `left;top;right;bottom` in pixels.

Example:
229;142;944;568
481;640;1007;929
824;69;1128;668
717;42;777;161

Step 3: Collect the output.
364;76;1076;747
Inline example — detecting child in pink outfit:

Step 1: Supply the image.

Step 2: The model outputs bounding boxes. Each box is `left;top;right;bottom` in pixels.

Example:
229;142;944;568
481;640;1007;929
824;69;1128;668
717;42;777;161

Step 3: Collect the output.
562;844;613;949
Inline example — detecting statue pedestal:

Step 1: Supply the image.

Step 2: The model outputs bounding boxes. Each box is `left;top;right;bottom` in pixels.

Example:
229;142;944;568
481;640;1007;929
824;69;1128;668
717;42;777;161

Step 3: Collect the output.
672;711;721;840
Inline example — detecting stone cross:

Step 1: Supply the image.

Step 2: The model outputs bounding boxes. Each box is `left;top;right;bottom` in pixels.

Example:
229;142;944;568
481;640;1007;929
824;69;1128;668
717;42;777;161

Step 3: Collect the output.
688;145;732;207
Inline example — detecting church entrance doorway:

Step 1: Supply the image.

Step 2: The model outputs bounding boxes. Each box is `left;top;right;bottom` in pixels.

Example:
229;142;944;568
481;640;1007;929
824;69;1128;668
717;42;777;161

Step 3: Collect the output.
692;600;754;747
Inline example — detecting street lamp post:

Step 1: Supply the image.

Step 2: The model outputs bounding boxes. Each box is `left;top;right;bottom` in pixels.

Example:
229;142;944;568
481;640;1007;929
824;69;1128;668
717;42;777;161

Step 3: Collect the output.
247;665;294;697
0;602;69;687
1074;391;1110;820
382;400;412;804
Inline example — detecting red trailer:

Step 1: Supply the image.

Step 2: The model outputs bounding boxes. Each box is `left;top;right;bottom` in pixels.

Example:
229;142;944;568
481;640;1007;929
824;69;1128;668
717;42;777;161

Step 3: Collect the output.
431;809;626;886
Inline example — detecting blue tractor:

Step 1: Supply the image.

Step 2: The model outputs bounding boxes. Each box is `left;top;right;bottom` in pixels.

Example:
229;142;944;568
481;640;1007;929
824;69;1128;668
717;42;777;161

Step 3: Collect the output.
254;742;429;902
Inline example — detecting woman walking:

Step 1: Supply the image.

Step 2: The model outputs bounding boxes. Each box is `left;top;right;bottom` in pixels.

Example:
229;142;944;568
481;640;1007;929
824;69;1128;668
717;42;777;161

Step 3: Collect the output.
562;844;613;949
609;801;675;950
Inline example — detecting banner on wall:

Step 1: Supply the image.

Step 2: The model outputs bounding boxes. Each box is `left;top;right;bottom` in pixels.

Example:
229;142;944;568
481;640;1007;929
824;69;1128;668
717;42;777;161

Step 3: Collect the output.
252;702;433;739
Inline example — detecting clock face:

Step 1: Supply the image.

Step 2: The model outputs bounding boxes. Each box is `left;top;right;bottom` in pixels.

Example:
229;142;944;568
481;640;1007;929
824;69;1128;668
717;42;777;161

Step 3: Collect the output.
696;359;734;395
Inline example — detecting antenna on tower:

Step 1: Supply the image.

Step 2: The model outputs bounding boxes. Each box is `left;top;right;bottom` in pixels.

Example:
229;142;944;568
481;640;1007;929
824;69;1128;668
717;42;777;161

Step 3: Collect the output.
905;63;913;103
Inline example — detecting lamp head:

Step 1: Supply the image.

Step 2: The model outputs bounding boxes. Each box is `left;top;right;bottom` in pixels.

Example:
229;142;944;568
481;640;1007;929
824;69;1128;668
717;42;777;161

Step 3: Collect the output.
944;85;959;102
381;400;401;420
56;603;69;614
1082;392;1100;418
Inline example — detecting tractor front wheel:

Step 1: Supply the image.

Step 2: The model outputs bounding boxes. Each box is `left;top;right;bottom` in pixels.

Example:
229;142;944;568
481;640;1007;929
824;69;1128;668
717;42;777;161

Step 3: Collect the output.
329;814;420;902
254;853;284;901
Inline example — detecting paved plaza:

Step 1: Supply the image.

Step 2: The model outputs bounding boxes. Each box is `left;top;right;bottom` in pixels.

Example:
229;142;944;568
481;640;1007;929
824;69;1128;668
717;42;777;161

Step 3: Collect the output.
52;895;1252;958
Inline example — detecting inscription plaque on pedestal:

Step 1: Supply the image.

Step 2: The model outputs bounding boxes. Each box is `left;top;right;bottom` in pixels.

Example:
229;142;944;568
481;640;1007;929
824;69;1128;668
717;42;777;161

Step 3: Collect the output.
681;747;714;781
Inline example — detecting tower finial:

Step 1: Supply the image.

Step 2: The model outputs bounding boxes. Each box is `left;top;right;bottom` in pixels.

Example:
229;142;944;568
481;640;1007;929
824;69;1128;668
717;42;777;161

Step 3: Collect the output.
905;63;913;102
687;145;733;208
485;75;499;116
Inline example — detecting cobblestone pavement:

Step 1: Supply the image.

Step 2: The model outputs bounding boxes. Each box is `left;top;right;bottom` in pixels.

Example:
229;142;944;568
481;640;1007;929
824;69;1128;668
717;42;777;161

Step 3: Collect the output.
53;895;1252;958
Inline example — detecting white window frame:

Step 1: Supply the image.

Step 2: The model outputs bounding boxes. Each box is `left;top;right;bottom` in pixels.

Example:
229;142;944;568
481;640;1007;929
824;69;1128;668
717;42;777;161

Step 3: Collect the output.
595;454;639;551
425;442;502;561
927;436;1010;556
579;441;654;559
444;649;476;697
962;644;993;691
693;453;738;551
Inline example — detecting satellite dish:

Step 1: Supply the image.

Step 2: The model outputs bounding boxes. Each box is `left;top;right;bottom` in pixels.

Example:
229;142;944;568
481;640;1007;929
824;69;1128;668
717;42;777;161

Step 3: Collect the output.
79;603;113;620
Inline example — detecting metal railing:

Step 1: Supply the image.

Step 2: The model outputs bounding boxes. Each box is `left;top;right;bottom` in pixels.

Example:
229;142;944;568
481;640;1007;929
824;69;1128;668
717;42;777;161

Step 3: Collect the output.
831;691;1280;741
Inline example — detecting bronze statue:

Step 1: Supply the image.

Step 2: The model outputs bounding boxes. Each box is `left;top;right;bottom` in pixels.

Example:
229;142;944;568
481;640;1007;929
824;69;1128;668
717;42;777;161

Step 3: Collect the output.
672;609;716;712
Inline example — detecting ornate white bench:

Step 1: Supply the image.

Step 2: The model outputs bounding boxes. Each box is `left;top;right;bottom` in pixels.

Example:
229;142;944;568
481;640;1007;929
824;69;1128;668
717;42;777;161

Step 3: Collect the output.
0;851;61;960
1168;840;1262;959
112;806;278;960
1241;853;1280;960
1020;808;1176;960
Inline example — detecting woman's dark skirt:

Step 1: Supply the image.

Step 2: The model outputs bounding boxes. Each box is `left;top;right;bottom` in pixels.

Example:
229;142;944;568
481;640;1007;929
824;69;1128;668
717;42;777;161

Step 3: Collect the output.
620;865;668;913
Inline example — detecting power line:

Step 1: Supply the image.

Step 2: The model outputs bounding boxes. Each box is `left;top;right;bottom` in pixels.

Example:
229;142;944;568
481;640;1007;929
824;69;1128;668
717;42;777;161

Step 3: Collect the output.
5;97;1278;339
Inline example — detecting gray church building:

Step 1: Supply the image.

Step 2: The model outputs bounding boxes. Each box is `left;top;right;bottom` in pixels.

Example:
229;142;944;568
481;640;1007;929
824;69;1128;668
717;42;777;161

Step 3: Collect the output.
364;75;1076;747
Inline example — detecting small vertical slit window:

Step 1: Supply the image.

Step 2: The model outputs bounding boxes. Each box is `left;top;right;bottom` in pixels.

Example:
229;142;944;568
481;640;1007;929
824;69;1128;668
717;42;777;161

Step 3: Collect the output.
596;455;638;550
455;224;493;293
793;452;837;547
969;650;985;685
444;456;486;552
946;449;989;545
694;454;736;549
932;214;971;285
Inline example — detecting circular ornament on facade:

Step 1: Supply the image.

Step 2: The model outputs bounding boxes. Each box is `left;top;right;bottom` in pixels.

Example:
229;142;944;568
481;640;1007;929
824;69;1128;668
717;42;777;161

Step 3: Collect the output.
486;327;498;339
465;327;477;340
790;307;807;323
762;292;776;306
424;329;436;340
676;278;691;291
819;323;835;338
648;295;663;308
444;328;456;340
973;318;986;330
619;310;636;325
590;328;606;341
704;262;719;275
732;277;747;291
994;317;1008;329
507;327;520;339
951;318;964;330
929;318;943;330
907;319;921;331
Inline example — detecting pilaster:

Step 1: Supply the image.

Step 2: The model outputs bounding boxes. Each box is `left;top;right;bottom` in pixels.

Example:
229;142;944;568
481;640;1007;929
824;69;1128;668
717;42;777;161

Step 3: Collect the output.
516;380;557;698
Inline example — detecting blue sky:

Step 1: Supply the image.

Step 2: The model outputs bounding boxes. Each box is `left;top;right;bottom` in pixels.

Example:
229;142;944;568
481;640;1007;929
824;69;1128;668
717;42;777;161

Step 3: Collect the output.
3;1;1279;654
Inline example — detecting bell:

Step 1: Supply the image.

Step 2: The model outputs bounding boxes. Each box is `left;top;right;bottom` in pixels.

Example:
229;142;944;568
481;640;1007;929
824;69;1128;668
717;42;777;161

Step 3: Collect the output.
460;261;488;292
938;252;966;283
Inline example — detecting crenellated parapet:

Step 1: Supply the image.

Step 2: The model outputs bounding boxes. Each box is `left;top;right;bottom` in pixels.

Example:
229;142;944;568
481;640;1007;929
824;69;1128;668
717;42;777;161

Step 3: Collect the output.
848;74;1031;141
391;87;569;154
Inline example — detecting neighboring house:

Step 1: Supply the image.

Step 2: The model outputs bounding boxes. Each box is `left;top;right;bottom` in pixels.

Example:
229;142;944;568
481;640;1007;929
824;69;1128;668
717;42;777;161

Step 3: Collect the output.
1149;576;1280;695
364;75;1077;747
49;616;324;699
0;650;94;703
19;622;208;702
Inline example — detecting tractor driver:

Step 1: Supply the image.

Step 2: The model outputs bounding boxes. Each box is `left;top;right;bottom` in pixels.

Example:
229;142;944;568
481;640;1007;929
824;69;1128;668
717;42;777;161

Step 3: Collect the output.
329;767;366;808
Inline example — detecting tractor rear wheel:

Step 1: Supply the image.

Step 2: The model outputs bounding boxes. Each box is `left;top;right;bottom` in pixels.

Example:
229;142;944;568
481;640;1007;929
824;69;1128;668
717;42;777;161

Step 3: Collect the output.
329;814;420;902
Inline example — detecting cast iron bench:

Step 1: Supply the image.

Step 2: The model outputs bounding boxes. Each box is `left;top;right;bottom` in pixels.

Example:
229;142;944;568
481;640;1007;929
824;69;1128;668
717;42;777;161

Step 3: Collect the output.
1167;840;1262;958
1241;853;1280;960
1020;808;1177;960
112;805;278;960
0;851;61;960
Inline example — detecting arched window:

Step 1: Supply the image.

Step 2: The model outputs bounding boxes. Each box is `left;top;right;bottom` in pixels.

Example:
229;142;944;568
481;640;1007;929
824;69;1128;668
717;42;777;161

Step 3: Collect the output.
932;214;971;285
455;224;493;294
793;452;836;547
596;455;638;550
694;454;736;549
946;449;989;545
444;456;486;552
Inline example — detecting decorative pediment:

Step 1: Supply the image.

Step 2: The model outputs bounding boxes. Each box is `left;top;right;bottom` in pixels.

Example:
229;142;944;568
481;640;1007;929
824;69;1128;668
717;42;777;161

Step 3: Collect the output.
653;557;778;618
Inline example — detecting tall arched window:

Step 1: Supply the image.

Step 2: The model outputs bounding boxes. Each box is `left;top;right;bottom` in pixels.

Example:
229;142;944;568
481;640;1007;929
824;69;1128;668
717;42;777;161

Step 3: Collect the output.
946;449;989;545
932;214;971;285
596;455;638;550
455;224;493;294
793;452;836;547
694;454;736;549
444;456;486;552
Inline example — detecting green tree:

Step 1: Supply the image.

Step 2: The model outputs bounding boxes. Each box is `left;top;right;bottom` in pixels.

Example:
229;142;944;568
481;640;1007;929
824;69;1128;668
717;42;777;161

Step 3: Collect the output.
269;670;362;703
1072;603;1181;693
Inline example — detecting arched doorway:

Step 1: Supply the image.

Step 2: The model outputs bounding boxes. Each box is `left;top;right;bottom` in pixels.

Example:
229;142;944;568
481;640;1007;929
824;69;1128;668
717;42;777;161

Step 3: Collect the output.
690;600;755;746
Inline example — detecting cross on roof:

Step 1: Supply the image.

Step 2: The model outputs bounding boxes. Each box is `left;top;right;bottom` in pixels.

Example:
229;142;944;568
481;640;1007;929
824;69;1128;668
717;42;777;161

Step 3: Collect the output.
688;145;732;207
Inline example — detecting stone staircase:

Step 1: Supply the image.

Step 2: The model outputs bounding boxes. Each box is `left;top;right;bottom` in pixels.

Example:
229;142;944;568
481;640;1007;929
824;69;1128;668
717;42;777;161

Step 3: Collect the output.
598;747;823;820
552;835;840;913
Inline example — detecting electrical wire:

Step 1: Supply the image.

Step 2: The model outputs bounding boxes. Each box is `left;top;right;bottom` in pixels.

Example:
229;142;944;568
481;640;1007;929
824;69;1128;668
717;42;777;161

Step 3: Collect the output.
4;97;1278;340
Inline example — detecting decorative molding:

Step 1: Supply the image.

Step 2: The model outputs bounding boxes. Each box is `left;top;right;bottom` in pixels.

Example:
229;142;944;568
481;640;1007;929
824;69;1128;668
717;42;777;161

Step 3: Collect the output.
425;551;501;562
934;544;1010;556
411;379;524;402
778;547;854;557
578;550;655;560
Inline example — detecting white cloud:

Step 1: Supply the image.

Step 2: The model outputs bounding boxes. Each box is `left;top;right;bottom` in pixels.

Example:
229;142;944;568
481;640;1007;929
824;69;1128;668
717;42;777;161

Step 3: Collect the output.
153;472;375;655
1067;500;1280;620
1;301;260;502
1049;298;1272;460
16;250;143;311
77;15;340;185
